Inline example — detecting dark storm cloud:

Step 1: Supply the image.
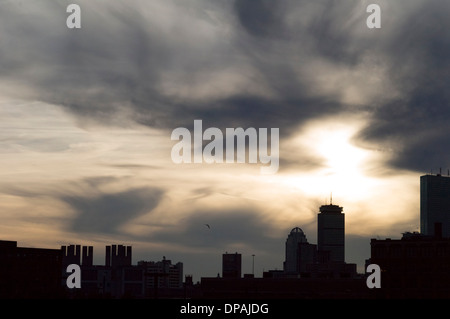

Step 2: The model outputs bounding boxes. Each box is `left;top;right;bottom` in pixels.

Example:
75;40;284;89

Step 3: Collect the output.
142;209;281;253
0;0;345;132
234;0;286;38
0;175;164;235
357;0;450;172
62;187;163;234
0;0;448;172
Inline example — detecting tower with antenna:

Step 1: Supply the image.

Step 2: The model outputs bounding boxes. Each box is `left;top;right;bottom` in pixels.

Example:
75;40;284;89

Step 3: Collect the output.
317;201;345;263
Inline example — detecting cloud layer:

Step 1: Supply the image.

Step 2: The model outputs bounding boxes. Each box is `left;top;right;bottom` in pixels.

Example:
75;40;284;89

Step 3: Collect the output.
1;1;448;173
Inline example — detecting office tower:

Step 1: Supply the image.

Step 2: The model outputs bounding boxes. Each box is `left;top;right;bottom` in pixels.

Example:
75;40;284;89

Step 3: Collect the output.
283;227;316;274
420;174;450;238
222;252;241;278
317;203;345;263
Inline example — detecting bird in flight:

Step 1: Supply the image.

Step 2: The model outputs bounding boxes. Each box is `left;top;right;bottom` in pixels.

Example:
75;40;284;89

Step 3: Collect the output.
204;224;210;229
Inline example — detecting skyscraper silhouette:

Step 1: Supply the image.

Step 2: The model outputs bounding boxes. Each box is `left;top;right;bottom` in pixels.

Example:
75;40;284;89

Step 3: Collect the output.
420;173;450;238
284;227;307;273
317;204;345;263
283;227;317;274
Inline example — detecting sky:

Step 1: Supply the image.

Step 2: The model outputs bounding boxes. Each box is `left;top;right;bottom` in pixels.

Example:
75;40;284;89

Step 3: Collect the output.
1;0;449;280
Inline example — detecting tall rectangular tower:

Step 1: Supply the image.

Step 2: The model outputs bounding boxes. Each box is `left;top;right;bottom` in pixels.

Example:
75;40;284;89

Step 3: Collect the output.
420;174;450;238
317;204;345;263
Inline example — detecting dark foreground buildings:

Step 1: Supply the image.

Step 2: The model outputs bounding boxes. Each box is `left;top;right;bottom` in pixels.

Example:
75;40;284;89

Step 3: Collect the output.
200;203;366;299
0;241;186;299
282;204;357;279
0;240;63;298
4;173;450;299
200;249;366;298
61;244;185;299
369;232;450;298
367;173;450;298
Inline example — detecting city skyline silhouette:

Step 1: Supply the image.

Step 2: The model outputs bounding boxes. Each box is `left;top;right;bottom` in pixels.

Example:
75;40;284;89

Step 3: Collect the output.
2;171;450;299
1;0;450;303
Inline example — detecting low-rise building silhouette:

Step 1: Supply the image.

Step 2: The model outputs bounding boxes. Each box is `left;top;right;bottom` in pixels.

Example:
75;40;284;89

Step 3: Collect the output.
0;240;63;298
369;232;450;298
367;173;450;298
138;256;183;298
61;244;184;299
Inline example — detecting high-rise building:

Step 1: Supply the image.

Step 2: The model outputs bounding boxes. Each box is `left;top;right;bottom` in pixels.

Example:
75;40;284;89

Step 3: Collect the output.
283;227;316;274
317;204;345;263
222;252;241;278
420;174;450;238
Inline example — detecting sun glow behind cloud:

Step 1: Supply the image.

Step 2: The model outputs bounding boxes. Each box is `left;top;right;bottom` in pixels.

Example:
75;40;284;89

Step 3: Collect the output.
305;119;381;199
281;118;380;197
276;117;419;237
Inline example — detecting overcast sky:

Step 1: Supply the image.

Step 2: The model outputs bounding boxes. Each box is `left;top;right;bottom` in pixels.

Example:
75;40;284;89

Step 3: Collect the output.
1;0;449;279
